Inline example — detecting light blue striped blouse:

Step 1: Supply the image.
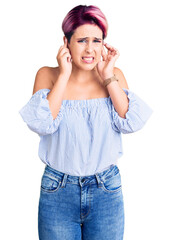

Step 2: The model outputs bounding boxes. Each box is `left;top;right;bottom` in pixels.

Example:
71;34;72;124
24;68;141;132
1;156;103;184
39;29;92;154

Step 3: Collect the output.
19;88;153;176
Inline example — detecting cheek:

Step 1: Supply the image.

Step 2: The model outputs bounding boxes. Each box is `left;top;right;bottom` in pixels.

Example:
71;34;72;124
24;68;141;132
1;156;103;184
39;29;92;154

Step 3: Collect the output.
96;45;103;54
96;49;102;60
69;50;77;61
70;47;82;59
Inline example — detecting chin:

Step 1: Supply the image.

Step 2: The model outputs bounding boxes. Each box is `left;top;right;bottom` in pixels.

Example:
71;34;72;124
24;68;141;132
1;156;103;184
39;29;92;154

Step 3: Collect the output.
82;65;96;71
74;62;97;71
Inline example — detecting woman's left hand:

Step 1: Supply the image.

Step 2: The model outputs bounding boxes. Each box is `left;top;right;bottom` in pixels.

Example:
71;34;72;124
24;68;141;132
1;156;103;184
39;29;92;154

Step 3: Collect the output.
96;43;120;80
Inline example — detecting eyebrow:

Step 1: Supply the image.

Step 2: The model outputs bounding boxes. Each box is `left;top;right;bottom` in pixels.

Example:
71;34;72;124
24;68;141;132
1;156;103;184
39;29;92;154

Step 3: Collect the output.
76;37;102;41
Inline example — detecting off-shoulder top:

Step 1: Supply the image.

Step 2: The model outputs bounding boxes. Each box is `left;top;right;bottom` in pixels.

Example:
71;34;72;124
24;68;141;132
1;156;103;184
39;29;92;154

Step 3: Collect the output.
19;88;153;176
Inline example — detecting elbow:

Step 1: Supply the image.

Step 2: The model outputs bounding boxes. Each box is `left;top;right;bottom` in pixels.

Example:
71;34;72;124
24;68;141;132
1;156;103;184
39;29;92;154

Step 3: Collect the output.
118;108;128;119
118;112;127;119
26;118;57;136
122;120;145;134
118;114;126;119
27;124;51;136
117;101;129;119
116;116;146;134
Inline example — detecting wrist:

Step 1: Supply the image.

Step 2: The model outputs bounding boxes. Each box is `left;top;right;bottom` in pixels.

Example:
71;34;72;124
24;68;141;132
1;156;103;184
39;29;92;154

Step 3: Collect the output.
102;73;114;81
55;74;70;86
58;72;70;80
103;74;119;88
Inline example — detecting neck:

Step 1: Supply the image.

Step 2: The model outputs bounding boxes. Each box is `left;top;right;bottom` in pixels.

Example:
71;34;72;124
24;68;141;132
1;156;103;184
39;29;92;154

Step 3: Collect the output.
68;62;100;84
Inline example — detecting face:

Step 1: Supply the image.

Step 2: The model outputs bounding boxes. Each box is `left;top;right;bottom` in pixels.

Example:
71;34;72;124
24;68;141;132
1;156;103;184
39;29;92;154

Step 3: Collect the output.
67;24;104;71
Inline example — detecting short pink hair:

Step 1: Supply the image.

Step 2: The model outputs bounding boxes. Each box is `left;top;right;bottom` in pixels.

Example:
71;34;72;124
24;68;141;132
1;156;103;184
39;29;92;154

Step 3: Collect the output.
62;5;108;43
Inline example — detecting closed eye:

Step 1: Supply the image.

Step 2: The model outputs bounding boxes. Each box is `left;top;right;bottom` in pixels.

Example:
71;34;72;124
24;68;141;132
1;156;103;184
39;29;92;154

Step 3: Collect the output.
78;40;101;43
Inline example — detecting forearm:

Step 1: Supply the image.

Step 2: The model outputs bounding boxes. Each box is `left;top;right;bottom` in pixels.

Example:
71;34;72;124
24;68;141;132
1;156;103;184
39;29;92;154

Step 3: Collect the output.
106;81;129;118
47;74;69;120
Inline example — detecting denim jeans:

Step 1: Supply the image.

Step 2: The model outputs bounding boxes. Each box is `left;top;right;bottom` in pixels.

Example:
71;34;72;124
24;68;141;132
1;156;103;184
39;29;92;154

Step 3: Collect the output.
38;164;125;240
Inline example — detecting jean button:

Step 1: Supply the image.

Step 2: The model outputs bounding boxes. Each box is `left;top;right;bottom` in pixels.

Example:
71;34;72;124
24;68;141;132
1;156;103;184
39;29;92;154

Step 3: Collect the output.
81;178;85;183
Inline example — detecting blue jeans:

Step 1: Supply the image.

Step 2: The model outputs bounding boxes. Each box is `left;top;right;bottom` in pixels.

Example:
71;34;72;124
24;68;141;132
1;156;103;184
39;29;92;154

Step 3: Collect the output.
38;164;125;240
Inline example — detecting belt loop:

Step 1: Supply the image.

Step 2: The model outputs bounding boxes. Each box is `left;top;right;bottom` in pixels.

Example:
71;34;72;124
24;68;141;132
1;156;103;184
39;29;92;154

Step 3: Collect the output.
61;173;68;188
95;173;103;188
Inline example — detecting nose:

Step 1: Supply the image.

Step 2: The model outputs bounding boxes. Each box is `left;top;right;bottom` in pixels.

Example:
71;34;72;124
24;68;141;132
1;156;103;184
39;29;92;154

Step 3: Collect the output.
85;42;94;53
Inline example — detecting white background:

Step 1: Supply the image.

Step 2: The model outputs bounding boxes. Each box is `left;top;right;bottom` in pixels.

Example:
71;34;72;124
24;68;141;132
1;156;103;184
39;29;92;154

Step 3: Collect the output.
1;0;172;239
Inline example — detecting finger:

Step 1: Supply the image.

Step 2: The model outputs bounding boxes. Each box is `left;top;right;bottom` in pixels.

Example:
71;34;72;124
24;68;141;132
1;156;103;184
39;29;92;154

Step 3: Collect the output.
103;42;114;50
58;48;70;57
63;52;72;62
62;51;70;57
57;45;65;55
58;45;64;51
103;42;114;51
105;44;119;57
57;51;71;62
57;47;70;59
113;47;120;54
101;46;107;61
113;48;120;58
111;49;118;57
104;43;118;55
103;44;115;58
63;37;68;47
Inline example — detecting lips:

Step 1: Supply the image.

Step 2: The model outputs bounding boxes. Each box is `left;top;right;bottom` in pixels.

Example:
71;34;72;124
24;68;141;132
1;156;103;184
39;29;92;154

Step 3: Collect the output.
82;56;94;59
82;56;94;63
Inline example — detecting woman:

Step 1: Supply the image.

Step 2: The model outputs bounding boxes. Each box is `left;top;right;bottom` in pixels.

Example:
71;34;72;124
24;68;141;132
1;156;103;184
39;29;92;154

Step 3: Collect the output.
19;5;152;240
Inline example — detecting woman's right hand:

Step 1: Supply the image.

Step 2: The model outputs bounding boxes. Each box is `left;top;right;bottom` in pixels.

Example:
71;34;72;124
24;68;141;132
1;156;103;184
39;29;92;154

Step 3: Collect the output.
56;37;72;77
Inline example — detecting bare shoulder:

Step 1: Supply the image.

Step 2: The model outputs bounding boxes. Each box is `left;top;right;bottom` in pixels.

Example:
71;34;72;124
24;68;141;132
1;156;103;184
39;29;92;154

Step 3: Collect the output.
32;66;59;95
113;67;129;89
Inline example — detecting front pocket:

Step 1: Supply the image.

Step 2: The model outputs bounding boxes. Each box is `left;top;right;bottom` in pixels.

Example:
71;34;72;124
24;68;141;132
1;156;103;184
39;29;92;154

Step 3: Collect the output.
41;174;61;193
101;172;122;193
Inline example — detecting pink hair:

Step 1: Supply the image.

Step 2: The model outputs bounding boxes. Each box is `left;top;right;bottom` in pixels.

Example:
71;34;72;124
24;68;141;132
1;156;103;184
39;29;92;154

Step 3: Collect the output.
62;5;108;43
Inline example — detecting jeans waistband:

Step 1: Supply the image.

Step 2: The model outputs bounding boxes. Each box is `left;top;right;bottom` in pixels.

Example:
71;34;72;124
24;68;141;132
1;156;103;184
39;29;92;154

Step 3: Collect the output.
44;164;119;188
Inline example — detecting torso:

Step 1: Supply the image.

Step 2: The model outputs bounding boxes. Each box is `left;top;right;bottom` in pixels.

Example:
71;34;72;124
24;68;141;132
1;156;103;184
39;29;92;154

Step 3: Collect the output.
49;67;110;100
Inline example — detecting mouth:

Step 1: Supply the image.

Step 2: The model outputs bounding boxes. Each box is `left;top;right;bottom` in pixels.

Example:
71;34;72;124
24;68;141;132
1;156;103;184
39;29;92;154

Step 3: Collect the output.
81;56;94;64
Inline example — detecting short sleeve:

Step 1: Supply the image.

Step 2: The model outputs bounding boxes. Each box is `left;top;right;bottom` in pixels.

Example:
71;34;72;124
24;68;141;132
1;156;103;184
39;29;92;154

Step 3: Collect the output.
19;89;64;136
111;88;153;134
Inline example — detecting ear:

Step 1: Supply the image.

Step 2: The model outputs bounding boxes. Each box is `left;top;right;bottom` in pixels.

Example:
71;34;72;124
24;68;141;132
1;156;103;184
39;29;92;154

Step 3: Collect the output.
63;36;66;44
63;36;70;49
